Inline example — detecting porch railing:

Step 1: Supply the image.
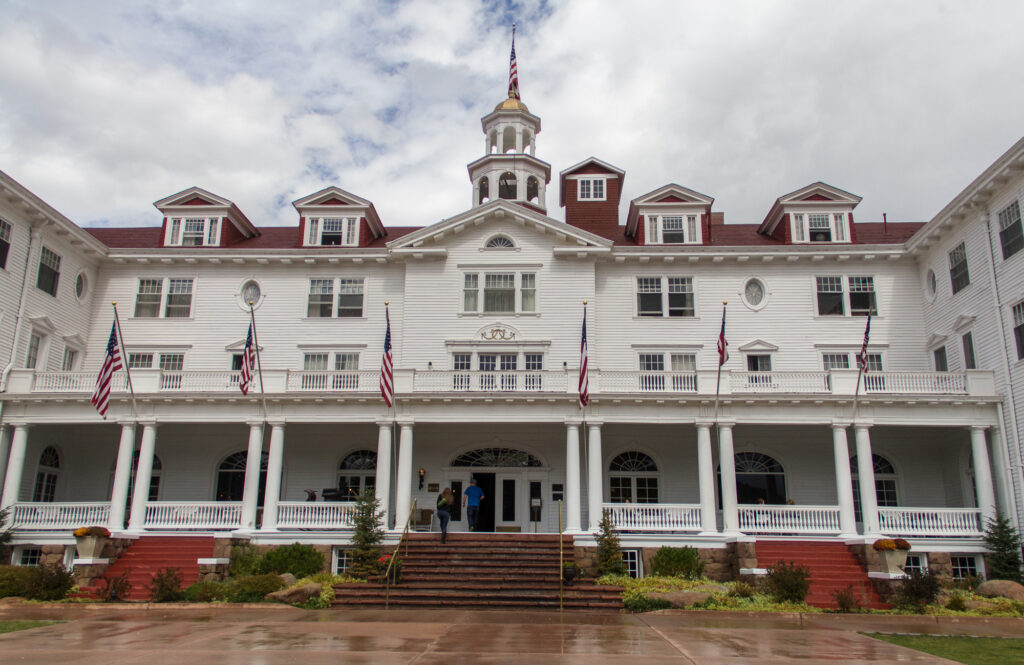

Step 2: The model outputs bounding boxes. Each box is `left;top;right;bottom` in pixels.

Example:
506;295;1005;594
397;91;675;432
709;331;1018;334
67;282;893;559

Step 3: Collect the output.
286;370;379;392
877;506;983;537
738;504;841;534
143;501;242;530
414;370;567;393
864;372;966;394
275;501;358;529
602;503;702;531
32;372;127;393
730;372;831;394
599;371;698;393
10;502;111;530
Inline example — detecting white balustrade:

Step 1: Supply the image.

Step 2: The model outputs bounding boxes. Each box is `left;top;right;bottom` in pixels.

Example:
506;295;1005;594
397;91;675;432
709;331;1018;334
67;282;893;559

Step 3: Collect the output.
286;370;378;392
601;503;702;531
32;373;127;393
864;372;966;395
738;504;841;534
730;372;831;394
143;502;242;530
275;501;358;529
414;370;566;393
598;371;698;393
10;502;111;530
877;507;983;537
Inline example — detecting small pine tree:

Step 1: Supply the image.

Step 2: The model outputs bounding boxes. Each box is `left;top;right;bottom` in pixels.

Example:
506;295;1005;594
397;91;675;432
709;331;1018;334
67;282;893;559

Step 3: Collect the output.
349;489;385;579
596;509;625;576
983;513;1023;583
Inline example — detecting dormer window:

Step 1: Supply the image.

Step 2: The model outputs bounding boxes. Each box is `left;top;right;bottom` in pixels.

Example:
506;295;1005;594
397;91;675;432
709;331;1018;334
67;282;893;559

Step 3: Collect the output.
646;215;700;245
578;178;606;201
791;212;848;243
307;217;358;247
166;217;220;247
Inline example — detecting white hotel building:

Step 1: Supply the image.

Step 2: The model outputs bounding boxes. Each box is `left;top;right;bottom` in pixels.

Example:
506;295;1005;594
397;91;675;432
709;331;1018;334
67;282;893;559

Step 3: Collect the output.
1;87;1023;578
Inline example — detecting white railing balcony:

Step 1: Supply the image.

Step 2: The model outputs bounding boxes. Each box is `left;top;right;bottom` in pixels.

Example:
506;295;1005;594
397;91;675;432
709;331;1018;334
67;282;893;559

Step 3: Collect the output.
10;502;111;531
143;501;242;530
275;501;357;529
601;502;702;531
599;371;698;393
414;370;567;393
286;370;379;392
877;506;983;537
31;372;128;393
730;372;831;394
738;504;841;534
864;372;967;395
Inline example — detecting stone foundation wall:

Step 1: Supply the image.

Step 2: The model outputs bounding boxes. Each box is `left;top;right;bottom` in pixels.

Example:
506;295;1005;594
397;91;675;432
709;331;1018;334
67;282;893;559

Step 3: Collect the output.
574;545;741;581
71;537;134;588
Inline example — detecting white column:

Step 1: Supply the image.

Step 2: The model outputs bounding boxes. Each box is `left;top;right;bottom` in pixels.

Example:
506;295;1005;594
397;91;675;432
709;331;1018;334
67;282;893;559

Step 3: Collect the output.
586;421;603;532
565;421;582;532
127;422;157;531
107;422;137;531
260;422;286;531
718;422;739;534
832;424;857;537
970;426;997;524
0;426;10;501
239;422;265;530
375;421;393;528
854;425;879;536
0;424;29;510
394;420;414;530
697;423;717;534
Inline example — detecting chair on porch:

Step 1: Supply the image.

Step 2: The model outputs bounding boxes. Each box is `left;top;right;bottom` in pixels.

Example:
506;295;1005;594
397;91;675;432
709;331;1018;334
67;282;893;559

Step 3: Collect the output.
412;509;434;532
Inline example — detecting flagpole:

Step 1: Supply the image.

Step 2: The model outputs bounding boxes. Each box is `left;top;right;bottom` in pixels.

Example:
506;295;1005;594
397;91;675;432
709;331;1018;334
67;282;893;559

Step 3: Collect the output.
111;302;138;418
248;301;269;420
851;314;872;425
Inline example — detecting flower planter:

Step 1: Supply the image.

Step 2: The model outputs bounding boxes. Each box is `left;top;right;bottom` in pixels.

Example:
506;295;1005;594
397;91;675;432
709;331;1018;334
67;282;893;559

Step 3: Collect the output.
879;549;908;574
75;535;109;559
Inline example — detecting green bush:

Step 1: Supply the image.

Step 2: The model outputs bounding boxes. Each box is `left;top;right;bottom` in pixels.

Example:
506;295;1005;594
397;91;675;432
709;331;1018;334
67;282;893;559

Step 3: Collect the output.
832;584;860;613
622;589;673;612
225;574;286;603
99;572;131;601
184;580;227;602
765;560;810;603
147;567;185;602
595;510;625;576
0;565;31;598
349;489;385;579
729;580;756;598
256;543;324;578
229;542;259;577
984;513;1023;583
649;546;704;579
894;570;940;612
945;591;968;612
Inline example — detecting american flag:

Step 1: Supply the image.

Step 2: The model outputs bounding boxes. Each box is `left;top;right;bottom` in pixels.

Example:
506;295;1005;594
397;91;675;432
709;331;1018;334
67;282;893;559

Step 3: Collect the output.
240;322;256;395
380;305;394;407
508;30;520;100
717;307;729;366
90;321;123;419
856;314;872;372
578;306;590;407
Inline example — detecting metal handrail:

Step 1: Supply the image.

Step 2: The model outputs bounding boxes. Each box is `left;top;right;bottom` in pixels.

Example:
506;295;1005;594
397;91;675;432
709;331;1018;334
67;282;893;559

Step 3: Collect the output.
384;498;417;609
558;499;563;612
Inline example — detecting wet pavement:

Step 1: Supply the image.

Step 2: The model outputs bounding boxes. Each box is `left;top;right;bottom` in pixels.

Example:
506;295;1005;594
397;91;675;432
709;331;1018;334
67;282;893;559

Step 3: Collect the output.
1;604;1019;664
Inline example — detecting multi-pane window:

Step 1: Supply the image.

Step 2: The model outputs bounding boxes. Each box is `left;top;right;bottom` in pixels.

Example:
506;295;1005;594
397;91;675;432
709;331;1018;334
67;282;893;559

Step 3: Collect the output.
521;274;536;311
166;217;220;246
1014;301;1024;360
25;332;42;369
950;555;979;580
453;352;472;390
903;554;927;575
134;279;163;317
462;271;536;314
962;332;977;370
998;201;1023;260
62;348;78;372
851;454;898;522
747;355;772;385
36;247;61;296
306;217;358;246
158;353;184;372
182;218;206;246
638;352;697;391
848;277;877;316
792;212;848;243
308;279;334;317
646;215;700;244
822;353;850;370
621;550;643;578
32;446;60;502
334;549;352;574
165;279;194;317
128;353;154;369
17;548;42;567
609;451;659;504
0;218;11;269
933;346;949;372
816;276;877;316
524;353;543;391
337;279;364;317
134;278;193;318
484;273;515;312
637;276;694;316
948;242;970;294
578;178;606;201
816;276;844;315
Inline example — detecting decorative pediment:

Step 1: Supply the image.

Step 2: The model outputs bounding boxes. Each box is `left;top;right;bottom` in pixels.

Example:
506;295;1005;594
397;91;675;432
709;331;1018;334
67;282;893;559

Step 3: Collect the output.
759;182;861;235
292;186;373;209
153;187;257;239
737;339;779;353
632;184;714;207
952;314;976;331
777;182;862;206
154;187;234;209
476;323;522;341
62;333;87;348
926;333;948;349
560;157;625;179
28;315;56;333
292;186;384;238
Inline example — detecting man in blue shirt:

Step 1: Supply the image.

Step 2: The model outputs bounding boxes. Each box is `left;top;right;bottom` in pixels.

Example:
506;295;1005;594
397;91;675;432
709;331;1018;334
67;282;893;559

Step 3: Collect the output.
463;478;485;532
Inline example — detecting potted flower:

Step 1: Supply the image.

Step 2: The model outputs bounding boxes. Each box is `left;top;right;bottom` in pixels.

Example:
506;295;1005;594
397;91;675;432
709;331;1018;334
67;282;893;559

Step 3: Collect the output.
73;526;111;559
377;553;401;584
872;538;911;574
562;562;580;586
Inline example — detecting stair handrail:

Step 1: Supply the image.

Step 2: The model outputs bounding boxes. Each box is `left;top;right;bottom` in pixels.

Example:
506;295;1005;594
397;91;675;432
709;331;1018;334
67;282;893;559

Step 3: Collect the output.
384;498;417;610
558;498;563;612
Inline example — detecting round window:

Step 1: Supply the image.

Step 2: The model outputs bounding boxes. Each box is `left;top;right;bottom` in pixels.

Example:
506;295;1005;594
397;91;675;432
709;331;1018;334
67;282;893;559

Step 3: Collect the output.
241;280;261;306
742;278;766;309
925;269;936;298
75;273;87;299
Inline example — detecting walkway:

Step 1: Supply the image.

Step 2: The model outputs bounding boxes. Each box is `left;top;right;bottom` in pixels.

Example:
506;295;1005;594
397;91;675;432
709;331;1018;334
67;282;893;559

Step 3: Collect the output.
1;603;1020;663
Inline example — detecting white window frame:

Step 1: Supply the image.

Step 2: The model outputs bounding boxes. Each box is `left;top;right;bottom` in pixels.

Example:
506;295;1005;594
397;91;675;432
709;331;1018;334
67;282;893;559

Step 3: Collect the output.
0;217;12;270
636;350;698;391
133;277;195;318
636;276;695;317
125;351;188;370
36;246;61;296
62;346;79;372
306;217;359;247
461;270;537;315
948;241;970;294
306;277;365;318
814;275;877;317
165;217;221;247
645;214;701;245
25;330;44;369
790;212;850;244
577;177;607;201
950;555;982;580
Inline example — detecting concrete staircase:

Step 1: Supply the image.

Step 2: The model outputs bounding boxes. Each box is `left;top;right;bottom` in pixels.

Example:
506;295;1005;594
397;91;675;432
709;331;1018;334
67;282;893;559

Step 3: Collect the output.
755;540;888;609
80;535;214;601
333;532;623;610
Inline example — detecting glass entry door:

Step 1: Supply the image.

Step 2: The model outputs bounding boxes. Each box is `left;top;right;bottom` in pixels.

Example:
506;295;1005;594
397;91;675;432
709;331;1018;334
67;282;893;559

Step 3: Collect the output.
496;474;521;530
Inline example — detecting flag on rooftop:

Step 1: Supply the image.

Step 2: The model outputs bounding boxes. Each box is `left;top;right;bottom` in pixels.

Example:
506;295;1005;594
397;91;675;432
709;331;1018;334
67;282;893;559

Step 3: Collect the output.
508;26;520;100
90;321;123;419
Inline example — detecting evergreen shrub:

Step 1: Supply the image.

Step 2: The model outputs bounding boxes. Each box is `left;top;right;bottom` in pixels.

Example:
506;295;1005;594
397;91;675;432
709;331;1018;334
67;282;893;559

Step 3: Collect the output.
894;570;940;612
595;509;625;576
184;580;226;602
225;573;286;602
147;567;185;602
765;560;810;603
649;546;704;579
984;513;1023;583
256;543;324;578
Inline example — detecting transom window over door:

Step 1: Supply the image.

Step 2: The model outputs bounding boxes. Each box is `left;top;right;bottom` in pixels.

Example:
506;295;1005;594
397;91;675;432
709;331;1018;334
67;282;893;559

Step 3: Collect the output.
451;448;542;467
730;452;786;504
338;450;377;499
609;451;659;503
216;450;268;503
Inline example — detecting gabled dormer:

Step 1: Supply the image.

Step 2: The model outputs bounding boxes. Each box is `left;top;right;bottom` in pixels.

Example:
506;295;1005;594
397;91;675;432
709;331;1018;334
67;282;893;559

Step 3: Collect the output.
154;187;258;248
292;186;385;248
625;184;714;245
758;182;861;244
560;157;625;235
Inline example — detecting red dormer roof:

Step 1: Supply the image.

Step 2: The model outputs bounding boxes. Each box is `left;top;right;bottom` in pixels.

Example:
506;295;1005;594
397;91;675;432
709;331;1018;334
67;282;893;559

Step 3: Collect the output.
758;182;862;236
153;187;259;242
558;157;626;207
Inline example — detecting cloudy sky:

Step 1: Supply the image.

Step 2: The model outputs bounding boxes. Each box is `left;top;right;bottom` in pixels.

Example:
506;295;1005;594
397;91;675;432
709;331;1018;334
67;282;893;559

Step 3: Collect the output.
1;0;1022;231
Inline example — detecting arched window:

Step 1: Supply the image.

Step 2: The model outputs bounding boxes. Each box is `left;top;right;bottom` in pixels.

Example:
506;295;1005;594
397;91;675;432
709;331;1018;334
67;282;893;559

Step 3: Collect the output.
478;177;489;204
727;452;786;504
216;450;268;503
850;454;898;521
609;451;659;503
498;171;517;199
32;446;60;502
451;448;542;467
338;450;377;499
485;235;515;249
526;176;539;203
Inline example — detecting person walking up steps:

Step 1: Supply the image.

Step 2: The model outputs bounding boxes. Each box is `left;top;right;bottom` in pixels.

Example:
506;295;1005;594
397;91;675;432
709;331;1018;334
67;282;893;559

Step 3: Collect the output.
436;487;454;544
463;478;484;532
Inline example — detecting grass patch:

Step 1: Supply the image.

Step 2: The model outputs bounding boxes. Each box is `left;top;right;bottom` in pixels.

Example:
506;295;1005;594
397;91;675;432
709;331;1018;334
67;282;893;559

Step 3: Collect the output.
0;620;58;634
866;633;1024;665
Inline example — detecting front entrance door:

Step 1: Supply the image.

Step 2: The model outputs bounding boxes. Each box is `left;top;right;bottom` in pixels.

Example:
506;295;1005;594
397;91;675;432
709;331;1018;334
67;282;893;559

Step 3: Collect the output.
496;474;520;530
473;473;496;532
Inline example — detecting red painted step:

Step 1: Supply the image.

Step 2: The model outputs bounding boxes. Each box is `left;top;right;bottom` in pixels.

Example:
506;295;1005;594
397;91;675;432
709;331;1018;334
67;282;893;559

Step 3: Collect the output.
756;540;889;610
79;535;215;601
